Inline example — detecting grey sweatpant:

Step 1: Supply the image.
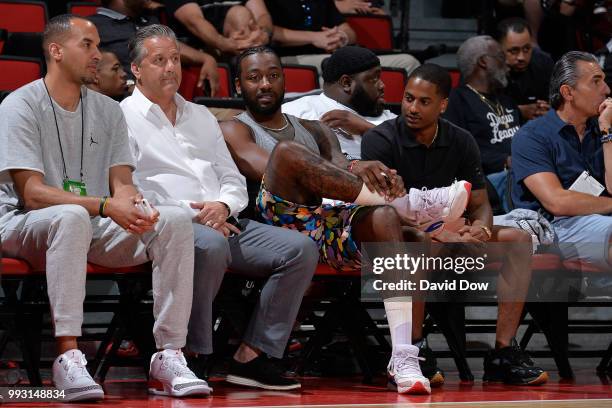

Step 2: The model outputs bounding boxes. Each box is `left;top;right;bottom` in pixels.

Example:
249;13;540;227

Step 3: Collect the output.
0;204;195;350
281;53;421;77
187;219;318;358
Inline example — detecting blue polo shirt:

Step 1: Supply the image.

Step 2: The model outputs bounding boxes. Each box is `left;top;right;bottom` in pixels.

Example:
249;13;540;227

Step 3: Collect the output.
511;109;604;211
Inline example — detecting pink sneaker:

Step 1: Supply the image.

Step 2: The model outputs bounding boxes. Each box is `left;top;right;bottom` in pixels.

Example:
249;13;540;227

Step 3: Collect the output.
391;180;471;234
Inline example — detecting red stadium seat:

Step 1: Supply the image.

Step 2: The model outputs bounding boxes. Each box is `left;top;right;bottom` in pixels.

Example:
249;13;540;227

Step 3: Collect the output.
344;14;393;51
283;64;319;93
380;67;406;104
1;257;34;275
0;1;47;33
0;56;42;91
1;257;150;276
216;63;232;97
313;263;360;277
67;2;98;17
0;28;6;54
178;62;232;101
449;68;461;88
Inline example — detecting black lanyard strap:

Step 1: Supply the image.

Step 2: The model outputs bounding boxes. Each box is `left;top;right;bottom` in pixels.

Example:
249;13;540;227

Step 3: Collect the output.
42;79;84;182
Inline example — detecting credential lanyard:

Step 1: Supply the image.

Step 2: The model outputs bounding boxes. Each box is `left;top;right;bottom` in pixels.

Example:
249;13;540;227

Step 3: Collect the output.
42;78;84;183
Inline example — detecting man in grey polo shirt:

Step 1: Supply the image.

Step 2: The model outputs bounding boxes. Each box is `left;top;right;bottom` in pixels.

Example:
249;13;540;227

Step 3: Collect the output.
0;15;208;400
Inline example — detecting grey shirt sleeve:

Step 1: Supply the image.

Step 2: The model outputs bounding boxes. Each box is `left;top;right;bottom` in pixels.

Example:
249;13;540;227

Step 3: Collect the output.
0;95;45;178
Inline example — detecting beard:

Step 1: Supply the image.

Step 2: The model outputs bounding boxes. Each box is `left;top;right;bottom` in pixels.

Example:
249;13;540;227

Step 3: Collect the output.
486;65;509;90
349;83;384;117
244;90;284;116
79;70;97;85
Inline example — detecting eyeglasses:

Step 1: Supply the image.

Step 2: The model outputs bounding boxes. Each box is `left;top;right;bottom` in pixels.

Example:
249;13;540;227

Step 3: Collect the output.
301;0;313;28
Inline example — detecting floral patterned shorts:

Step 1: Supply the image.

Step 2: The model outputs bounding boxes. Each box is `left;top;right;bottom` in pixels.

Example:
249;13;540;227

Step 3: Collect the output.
256;182;363;271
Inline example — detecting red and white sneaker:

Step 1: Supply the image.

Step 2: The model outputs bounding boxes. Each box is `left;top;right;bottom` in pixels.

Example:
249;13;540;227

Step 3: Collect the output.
387;345;431;395
148;349;212;397
391;180;471;234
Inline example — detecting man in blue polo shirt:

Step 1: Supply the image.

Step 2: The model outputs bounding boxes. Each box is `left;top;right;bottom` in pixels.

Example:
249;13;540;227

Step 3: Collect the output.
512;51;612;268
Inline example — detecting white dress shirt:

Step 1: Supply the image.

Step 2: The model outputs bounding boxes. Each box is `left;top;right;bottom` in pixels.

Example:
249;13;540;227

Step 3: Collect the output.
121;87;247;217
282;92;397;160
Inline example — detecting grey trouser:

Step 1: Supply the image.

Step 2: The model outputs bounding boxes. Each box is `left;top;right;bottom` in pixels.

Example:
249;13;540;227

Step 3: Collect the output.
281;53;421;77
0;204;195;350
187;219;318;358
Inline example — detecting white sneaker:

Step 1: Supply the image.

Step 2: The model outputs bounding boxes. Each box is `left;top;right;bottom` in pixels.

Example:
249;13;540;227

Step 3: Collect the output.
387;345;431;394
391;180;471;234
52;349;104;402
148;349;212;397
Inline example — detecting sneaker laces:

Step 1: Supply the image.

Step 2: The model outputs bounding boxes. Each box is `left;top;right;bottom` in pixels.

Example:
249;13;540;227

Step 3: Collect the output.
414;187;449;221
511;346;534;366
393;349;425;376
164;352;198;379
62;353;90;380
502;341;534;367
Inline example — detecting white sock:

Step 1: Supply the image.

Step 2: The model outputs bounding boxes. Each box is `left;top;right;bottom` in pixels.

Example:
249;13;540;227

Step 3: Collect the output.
354;184;387;205
384;297;412;350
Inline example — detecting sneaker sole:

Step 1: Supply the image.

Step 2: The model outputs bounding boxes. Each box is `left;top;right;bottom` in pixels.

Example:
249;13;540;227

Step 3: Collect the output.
429;372;445;387
226;374;301;390
388;379;431;395
148;380;212;397
483;371;549;386
61;388;105;402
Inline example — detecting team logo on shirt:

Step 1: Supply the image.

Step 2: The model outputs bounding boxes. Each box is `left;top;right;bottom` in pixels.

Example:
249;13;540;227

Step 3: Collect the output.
487;109;519;144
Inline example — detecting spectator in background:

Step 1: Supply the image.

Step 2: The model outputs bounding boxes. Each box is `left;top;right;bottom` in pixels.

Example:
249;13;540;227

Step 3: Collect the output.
512;51;612;269
334;0;386;14
282;46;396;160
87;49;128;100
596;36;612;91
89;0;220;95
495;17;553;122
166;0;272;55
264;0;419;76
445;35;520;213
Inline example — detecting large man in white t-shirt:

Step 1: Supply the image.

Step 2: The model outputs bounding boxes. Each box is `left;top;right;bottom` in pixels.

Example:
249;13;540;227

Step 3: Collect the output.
282;46;396;160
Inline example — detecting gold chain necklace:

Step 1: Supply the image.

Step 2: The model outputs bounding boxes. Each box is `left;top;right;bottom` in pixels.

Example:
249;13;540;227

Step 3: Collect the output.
466;84;510;129
425;123;439;148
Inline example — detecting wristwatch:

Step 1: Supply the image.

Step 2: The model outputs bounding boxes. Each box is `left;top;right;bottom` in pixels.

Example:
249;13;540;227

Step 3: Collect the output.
218;201;231;217
601;126;612;144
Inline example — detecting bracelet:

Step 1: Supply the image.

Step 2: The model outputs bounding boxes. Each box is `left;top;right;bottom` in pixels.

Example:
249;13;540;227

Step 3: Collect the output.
99;196;109;218
480;225;492;240
347;160;359;173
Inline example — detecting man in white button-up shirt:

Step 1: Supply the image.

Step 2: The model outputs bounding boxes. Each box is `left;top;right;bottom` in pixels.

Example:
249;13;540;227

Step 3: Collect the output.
121;24;318;392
